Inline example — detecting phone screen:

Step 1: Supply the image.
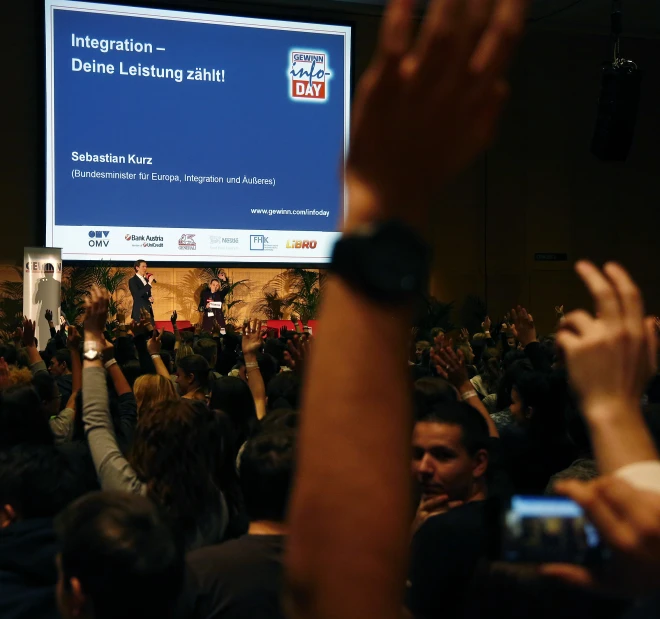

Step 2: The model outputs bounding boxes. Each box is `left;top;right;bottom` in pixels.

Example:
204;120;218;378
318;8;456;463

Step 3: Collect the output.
502;496;606;565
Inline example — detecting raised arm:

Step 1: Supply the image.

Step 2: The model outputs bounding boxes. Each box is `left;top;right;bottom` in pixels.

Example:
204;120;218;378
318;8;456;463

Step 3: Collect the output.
147;330;171;379
242;319;267;420
557;262;659;475
285;2;527;619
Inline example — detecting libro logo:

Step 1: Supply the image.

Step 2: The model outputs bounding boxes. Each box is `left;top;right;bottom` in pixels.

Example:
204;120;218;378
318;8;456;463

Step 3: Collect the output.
289;50;331;102
286;240;317;249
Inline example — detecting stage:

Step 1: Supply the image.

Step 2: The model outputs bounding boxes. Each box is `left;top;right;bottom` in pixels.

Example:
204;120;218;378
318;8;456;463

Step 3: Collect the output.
154;319;318;334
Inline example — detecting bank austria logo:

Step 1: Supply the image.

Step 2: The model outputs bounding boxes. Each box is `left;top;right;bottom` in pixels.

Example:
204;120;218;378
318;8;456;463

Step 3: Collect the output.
178;234;196;251
286;240;317;249
124;232;164;248
288;50;331;102
88;230;110;248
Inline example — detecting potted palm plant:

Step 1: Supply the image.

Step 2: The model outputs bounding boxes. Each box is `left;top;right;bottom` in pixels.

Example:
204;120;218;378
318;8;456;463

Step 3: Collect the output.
275;268;326;324
253;285;286;320
0;267;23;341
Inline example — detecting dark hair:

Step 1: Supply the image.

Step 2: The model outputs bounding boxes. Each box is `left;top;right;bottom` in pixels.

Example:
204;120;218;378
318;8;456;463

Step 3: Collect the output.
210;277;220;284
54;348;72;370
120;359;142;389
134;259;146;271
496;359;533;411
0;384;54;448
129;400;228;549
159;350;173;374
0;342;18;366
160;331;176;352
210;377;258;447
414;377;459;416
264;339;286;367
514;370;565;439
260;409;299;433
416;401;490;457
0;444;86;518
176;354;211;392
32;371;59;403
114;336;137;366
194;338;218;366
239;431;296;522
266;372;301;411
56;492;185;619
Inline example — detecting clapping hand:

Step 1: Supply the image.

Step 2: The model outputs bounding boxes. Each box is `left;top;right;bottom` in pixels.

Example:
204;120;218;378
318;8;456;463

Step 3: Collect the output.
432;342;468;387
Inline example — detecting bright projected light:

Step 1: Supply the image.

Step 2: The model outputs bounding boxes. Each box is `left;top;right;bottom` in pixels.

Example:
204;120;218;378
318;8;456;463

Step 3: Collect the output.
45;0;351;262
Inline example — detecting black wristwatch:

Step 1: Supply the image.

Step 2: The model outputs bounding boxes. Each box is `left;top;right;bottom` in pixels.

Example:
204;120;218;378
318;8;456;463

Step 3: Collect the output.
330;219;431;305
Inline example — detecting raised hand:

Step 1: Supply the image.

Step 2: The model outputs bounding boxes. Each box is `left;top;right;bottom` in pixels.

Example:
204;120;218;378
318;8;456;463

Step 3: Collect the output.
45;309;53;323
67;325;81;351
22;317;37;348
481;316;492;332
412;494;463;535
279;325;288;339
345;0;527;232
459;327;470;343
432;345;468;387
147;329;162;355
242;319;264;357
171;310;178;325
84;286;110;339
511;305;537;347
557;261;657;413
555;304;565;318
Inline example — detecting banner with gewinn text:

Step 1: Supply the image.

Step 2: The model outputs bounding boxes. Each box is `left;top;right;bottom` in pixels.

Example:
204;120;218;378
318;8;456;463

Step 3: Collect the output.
23;248;63;346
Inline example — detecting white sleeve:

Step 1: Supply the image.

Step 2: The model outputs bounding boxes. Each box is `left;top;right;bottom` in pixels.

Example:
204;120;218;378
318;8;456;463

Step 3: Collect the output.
614;460;660;494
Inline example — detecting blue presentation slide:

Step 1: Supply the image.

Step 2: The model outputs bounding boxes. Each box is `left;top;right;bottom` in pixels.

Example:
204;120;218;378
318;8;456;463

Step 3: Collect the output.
45;1;351;262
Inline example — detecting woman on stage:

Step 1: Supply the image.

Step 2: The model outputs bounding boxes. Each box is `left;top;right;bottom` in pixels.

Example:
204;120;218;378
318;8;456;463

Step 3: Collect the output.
199;271;230;331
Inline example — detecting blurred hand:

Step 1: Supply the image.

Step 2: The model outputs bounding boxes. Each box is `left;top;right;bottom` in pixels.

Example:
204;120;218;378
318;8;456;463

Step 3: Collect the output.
555;304;565;317
242;319;264;357
482;316;492;332
45;309;53;323
557;262;657;414
84;286;109;340
511;305;537;347
147;329;162;355
412;494;463;535
345;0;527;232
541;476;660;596
67;325;81;351
432;344;468;387
171;310;178;325
148;296;155;304
21;317;37;348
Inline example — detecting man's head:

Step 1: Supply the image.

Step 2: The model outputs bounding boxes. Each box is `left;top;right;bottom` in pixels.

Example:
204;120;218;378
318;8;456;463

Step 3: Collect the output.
412;402;490;503
55;492;184;619
0;444;85;527
209;278;220;293
49;349;72;377
134;260;147;276
415;340;430;363
239;430;296;523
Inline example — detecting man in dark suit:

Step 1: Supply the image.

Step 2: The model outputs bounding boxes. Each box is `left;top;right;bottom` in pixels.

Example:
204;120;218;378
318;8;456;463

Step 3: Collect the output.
128;259;154;323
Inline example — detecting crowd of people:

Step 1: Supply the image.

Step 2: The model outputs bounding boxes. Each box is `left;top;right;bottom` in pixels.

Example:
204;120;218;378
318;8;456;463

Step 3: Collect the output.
2;0;660;618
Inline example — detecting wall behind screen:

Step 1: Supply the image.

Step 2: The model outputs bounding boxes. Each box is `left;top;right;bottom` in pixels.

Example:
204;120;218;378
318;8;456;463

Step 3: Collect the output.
3;1;660;334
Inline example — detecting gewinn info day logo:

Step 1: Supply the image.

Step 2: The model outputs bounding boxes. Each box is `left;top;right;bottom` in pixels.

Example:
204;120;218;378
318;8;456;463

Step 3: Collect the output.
288;50;332;102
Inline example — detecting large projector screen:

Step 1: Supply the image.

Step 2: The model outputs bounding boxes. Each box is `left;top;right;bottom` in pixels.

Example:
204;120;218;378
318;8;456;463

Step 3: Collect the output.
45;0;351;263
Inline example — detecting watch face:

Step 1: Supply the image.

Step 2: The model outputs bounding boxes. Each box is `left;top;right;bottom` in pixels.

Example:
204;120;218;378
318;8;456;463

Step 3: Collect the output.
84;350;99;361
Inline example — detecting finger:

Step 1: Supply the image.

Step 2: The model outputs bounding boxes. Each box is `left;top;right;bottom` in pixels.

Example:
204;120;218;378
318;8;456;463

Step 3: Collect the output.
377;0;415;61
538;564;597;589
468;0;527;83
556;480;633;549
447;500;464;510
603;262;645;329
420;494;449;510
575;261;621;321
560;310;594;336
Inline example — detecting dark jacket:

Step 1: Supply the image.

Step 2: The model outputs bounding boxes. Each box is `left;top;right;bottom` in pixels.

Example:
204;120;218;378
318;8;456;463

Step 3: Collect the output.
0;519;59;619
129;274;153;321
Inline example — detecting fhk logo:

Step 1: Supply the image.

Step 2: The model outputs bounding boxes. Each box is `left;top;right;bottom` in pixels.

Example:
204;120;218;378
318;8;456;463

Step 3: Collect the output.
178;234;196;251
286;240;317;249
250;235;268;251
289;51;331;101
88;230;110;248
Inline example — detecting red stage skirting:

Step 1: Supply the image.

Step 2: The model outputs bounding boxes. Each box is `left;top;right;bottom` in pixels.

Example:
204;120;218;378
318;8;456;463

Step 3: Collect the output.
154;320;317;334
155;321;194;333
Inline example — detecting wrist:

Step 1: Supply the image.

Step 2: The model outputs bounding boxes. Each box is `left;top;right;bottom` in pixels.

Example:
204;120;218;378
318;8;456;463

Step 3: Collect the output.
244;353;258;363
457;381;474;394
582;398;642;426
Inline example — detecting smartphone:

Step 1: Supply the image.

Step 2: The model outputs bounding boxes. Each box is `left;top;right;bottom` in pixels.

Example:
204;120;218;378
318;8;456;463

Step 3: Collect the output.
501;496;607;565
